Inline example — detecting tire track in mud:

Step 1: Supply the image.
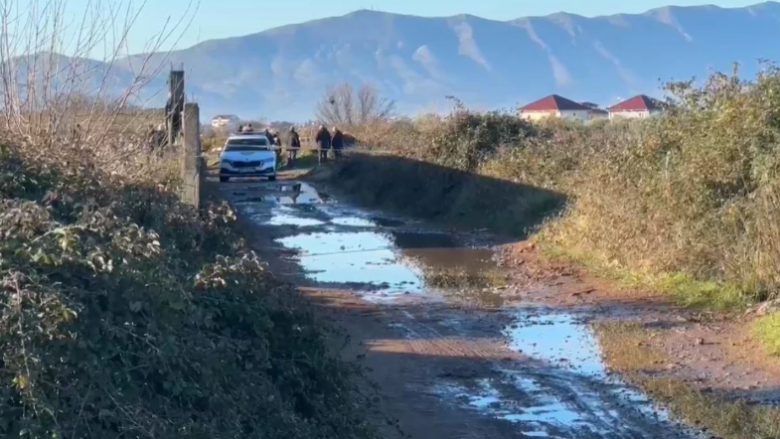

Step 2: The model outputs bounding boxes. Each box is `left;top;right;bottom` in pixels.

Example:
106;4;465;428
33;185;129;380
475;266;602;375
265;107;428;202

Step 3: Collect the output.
385;305;698;439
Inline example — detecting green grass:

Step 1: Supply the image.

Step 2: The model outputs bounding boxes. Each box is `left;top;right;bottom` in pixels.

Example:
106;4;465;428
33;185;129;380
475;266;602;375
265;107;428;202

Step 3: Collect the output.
753;313;780;356
539;242;749;312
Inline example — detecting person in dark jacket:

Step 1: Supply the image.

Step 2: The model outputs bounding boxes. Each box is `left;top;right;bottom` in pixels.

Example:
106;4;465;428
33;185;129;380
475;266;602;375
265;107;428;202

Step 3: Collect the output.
287;126;301;166
331;126;345;160
315;125;331;162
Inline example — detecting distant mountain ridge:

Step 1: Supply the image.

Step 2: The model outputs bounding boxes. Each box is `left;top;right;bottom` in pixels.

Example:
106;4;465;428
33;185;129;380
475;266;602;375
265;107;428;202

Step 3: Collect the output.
35;2;780;120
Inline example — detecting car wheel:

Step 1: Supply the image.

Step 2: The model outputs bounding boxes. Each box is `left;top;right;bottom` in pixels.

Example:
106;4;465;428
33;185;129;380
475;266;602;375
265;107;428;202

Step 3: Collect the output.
219;176;229;183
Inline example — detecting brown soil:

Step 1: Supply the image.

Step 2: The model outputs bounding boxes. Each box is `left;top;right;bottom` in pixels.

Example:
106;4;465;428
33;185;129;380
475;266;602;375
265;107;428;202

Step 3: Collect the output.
499;240;780;406
201;167;772;438
305;288;524;439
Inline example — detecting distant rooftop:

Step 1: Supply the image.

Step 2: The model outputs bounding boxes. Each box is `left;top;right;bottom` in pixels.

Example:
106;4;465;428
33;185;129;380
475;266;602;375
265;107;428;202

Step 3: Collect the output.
519;94;591;112
607;95;662;112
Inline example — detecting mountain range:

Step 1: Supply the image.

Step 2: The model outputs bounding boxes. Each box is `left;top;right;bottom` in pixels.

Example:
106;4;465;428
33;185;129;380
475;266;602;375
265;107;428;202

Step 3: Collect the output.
29;2;780;120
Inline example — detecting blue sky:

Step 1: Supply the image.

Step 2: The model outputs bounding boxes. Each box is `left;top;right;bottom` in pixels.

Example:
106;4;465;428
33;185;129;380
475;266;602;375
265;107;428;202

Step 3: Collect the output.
59;0;763;56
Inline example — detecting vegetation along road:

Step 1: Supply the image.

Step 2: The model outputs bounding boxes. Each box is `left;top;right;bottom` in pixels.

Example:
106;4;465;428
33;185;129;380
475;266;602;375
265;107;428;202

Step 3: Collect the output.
209;71;780;439
6;0;780;437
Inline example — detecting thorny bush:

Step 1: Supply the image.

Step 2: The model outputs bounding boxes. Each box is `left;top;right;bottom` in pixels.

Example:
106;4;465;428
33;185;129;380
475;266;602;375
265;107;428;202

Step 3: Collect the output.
0;142;378;439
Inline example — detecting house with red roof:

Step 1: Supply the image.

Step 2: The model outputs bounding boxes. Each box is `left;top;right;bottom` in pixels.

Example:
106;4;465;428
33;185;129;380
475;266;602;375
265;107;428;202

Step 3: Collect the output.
518;94;593;122
607;95;663;120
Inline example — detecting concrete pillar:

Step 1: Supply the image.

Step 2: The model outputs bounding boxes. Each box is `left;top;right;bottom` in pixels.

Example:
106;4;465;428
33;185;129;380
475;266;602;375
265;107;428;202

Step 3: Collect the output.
167;70;185;145
181;103;201;207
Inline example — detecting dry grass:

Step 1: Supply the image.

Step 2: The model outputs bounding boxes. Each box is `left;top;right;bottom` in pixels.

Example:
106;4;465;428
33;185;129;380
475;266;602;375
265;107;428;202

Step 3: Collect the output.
594;321;780;439
422;266;507;290
326;66;780;312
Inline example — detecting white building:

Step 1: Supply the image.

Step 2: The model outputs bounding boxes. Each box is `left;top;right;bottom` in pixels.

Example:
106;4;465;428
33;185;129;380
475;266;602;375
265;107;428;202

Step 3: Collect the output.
581;102;609;121
607;95;663;119
518;94;593;122
211;114;240;130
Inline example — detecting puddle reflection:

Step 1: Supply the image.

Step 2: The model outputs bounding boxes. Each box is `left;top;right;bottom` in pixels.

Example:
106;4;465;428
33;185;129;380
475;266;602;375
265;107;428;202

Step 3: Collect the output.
331;216;377;227
276;231;423;300
505;311;604;376
265;212;326;226
239;180;697;438
276;182;322;204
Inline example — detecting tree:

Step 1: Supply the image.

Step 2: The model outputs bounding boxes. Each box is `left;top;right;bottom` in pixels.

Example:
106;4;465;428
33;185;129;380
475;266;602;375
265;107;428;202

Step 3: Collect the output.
0;0;196;149
315;83;395;126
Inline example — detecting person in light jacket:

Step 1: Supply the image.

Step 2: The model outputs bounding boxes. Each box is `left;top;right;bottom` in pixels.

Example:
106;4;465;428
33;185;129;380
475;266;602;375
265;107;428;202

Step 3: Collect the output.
331;126;344;160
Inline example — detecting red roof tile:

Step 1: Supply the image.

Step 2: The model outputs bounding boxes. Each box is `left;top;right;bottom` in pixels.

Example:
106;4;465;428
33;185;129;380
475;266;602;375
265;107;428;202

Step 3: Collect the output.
520;94;591;112
607;95;662;112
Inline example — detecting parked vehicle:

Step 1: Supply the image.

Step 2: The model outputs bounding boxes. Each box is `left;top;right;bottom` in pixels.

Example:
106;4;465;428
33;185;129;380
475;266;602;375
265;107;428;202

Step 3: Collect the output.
218;133;276;182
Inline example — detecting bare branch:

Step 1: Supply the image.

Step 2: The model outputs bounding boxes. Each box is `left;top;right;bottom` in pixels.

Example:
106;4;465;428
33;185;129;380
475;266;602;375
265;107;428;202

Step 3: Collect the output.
0;0;198;174
315;82;395;127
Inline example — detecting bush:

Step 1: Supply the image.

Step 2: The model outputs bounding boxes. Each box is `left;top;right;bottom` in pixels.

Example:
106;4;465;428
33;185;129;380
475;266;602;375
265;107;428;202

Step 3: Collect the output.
0;143;377;438
333;65;780;307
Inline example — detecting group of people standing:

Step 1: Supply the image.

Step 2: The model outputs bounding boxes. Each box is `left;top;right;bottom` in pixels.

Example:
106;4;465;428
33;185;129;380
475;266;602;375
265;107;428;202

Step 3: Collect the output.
314;125;345;162
234;123;346;166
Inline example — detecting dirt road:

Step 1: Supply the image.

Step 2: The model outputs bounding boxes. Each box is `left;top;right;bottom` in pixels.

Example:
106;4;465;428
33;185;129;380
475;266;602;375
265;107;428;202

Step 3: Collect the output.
214;174;706;439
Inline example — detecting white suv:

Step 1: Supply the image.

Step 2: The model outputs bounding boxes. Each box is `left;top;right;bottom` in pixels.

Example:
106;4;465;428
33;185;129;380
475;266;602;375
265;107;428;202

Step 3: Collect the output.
219;133;277;182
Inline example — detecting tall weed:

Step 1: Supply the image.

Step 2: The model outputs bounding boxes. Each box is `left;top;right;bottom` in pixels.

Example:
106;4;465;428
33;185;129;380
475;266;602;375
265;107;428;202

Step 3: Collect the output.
335;66;780;306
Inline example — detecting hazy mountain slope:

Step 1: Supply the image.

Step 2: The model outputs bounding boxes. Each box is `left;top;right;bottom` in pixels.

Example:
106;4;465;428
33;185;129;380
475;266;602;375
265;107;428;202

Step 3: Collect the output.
30;2;780;120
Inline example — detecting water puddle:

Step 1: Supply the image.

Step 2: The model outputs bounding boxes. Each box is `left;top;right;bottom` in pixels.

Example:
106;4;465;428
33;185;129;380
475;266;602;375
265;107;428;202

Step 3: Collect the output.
235;180;699;438
439;375;613;438
265;211;326;227
331;216;377;227
506;311;603;376
276;182;322;204
434;308;702;437
276;230;424;301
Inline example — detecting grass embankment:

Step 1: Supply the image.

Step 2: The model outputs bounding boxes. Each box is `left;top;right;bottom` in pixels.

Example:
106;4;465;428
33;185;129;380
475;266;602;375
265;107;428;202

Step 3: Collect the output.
0;140;378;438
317;68;780;433
321;69;780;338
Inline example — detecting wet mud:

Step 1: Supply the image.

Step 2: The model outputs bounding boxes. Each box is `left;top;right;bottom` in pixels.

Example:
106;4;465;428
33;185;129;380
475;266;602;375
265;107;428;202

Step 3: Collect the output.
219;177;707;439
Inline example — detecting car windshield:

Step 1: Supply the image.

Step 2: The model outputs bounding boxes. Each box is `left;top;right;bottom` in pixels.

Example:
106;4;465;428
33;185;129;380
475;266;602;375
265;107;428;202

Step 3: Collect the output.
225;137;269;151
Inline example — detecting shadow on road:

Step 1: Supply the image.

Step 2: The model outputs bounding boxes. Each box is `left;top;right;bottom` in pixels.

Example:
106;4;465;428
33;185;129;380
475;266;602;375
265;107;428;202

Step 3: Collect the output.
308;152;568;240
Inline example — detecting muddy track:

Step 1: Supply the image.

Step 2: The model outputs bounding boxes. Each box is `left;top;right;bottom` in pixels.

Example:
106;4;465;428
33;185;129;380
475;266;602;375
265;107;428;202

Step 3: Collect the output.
212;175;706;439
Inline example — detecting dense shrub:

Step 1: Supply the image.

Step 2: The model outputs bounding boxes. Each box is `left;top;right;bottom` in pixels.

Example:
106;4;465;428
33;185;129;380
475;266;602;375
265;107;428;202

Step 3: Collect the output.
418;100;537;172
331;65;780;306
0;143;377;439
